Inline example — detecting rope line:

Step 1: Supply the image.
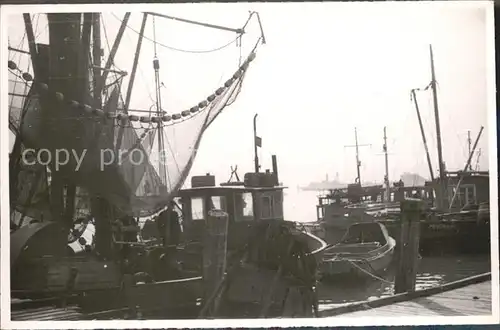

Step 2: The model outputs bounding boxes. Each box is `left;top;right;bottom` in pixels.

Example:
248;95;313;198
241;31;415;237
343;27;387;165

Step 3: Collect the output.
346;259;394;284
111;13;240;54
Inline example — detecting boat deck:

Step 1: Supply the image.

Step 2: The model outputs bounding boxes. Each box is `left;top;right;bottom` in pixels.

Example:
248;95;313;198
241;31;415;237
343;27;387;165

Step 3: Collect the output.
319;273;492;317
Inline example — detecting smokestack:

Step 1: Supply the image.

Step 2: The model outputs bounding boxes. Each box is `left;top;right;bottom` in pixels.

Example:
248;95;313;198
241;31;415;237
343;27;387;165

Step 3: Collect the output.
272;155;279;185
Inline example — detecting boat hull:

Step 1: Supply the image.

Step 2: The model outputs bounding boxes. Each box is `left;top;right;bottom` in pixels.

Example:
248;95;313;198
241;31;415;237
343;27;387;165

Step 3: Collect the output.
318;223;396;281
220;228;327;317
320;237;395;280
380;219;490;255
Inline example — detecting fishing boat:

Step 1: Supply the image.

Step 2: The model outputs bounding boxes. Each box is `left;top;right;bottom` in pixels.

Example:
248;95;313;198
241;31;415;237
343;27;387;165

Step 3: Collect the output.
311;47;491;256
7;10;275;320
319;222;396;281
175;166;328;317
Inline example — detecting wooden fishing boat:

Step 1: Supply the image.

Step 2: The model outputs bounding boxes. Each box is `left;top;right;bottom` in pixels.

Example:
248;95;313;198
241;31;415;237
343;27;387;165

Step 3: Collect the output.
319;222;395;281
175;163;328;317
8;11;267;320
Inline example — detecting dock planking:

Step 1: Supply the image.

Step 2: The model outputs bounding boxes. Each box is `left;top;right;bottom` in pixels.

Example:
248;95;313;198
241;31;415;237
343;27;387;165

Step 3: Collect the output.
340;281;491;317
320;273;492;318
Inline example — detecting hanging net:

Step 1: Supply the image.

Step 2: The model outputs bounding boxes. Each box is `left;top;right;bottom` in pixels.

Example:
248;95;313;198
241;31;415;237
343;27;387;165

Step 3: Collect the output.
9;14;258;219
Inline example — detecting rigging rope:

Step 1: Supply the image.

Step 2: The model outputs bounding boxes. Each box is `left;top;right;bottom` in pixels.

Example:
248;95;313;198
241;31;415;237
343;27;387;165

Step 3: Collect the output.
111;13;241;54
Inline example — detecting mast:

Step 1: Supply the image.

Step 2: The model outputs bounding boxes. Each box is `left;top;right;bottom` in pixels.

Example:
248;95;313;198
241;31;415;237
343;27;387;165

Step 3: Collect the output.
344;127;370;184
253;114;260;173
449;126;484;210
475;148;482;171
429;45;447;209
467;130;472;171
383;127;390;202
89;12;114;257
92;13;102;108
411;88;435;182
64;13;93;225
46;13;84;225
355;128;361;183
152;16;167;186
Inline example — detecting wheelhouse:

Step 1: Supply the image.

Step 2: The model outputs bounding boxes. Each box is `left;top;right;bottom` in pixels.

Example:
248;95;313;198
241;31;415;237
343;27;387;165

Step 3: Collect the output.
178;173;286;249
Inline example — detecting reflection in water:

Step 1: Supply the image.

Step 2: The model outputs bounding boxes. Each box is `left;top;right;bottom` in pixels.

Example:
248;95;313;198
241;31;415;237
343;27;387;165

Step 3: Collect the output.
317;254;491;310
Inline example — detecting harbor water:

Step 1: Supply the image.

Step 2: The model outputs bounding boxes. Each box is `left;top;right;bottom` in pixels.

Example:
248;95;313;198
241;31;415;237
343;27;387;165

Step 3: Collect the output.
284;189;492;309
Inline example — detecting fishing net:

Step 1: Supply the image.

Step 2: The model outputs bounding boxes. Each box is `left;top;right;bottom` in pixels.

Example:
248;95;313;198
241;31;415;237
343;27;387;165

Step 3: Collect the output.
9;13;257;219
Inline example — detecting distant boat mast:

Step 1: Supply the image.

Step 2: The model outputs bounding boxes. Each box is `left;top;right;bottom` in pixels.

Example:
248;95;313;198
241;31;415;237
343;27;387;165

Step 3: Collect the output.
344;127;370;184
383;127;390;202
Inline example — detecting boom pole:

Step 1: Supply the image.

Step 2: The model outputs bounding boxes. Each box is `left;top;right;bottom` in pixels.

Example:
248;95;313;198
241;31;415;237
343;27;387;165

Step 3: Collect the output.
411;88;435;182
116;13;148;153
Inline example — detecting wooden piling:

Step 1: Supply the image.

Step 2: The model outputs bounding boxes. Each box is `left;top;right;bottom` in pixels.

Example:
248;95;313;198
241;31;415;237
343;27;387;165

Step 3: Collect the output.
201;209;229;317
394;198;424;294
61;267;78;308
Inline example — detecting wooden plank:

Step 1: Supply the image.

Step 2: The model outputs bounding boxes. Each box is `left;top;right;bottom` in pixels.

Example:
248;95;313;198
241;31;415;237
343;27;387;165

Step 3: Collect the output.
332;281;492;317
319;272;491;317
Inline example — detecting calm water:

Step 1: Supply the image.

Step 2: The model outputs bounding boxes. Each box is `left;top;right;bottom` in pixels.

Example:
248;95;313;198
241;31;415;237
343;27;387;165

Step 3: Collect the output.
283;189;492;309
316;254;491;310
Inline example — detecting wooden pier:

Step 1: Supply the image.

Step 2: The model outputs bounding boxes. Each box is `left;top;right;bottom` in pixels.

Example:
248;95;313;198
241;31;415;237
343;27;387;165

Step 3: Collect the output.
319;272;492;317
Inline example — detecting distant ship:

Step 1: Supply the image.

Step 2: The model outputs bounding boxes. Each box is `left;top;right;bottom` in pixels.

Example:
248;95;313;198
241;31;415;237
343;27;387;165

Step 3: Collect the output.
300;173;346;191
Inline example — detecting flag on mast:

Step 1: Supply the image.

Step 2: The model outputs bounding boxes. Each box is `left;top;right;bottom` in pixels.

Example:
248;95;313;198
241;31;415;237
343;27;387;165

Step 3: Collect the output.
255;136;262;148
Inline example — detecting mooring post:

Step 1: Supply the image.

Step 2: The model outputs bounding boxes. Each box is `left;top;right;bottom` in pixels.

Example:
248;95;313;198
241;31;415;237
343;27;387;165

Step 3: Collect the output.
202;209;229;317
61;267;78;308
394;198;423;294
121;273;136;319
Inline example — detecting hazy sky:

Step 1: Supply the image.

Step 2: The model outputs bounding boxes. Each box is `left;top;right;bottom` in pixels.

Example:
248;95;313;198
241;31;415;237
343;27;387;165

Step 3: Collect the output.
6;1;493;188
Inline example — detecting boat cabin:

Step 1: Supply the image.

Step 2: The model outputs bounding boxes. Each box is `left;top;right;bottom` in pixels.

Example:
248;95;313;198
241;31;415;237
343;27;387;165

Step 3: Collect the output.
445;171;489;210
178;172;286;249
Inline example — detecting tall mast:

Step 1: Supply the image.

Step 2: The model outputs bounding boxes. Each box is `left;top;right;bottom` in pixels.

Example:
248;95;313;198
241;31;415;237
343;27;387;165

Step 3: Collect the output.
344;127;370;184
92;13;102;108
467;130;472;171
355;128;361;183
152;16;167;185
383;127;390;202
429;45;447;209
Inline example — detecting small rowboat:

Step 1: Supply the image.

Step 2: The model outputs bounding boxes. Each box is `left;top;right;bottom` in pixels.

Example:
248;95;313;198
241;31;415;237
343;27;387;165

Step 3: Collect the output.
319;222;395;281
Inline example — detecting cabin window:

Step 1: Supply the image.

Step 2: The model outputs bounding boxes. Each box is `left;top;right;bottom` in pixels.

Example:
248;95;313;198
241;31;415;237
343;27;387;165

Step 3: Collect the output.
234;192;253;222
317;206;324;220
449;184;476;207
464;184;477;205
191;197;205;220
209;196;227;212
261;196;272;219
272;191;283;218
260;191;284;220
